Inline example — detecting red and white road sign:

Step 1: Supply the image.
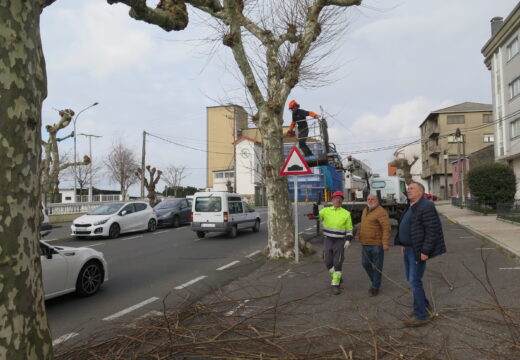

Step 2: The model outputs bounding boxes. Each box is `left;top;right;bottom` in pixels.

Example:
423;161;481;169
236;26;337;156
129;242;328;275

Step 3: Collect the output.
279;146;312;175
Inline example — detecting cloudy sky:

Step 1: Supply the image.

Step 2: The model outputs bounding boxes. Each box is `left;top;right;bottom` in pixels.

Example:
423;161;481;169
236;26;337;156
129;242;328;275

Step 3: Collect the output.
40;0;518;194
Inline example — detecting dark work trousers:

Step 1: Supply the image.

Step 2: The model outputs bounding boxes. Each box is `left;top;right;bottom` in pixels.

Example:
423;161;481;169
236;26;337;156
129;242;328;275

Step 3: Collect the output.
323;236;346;271
297;126;313;156
361;245;385;289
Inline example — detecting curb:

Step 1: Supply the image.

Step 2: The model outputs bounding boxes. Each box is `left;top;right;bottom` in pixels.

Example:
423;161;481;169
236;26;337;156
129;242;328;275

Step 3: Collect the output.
441;214;519;258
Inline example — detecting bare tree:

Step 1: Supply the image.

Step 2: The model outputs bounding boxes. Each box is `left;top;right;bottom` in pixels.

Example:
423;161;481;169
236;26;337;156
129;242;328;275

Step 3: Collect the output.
162;164;188;197
111;0;363;258
105;141;139;200
41;109;91;203
65;160;104;198
136;165;163;206
389;156;419;185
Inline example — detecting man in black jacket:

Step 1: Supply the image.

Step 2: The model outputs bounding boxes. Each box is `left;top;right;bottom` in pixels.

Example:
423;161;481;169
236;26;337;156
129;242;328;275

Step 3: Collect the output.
395;182;446;327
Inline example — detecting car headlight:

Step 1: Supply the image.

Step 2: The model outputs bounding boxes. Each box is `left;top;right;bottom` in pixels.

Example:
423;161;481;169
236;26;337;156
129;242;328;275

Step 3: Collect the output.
94;219;109;226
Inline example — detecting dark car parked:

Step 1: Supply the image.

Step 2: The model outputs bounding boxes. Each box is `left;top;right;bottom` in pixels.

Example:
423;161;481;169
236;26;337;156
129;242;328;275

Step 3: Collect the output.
154;198;192;227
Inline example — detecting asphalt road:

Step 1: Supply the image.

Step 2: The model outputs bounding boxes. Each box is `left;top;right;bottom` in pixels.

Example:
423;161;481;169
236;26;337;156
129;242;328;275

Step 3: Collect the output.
45;205;318;348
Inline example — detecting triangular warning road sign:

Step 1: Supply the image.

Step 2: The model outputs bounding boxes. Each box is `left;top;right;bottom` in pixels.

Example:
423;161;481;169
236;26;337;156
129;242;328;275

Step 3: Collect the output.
280;146;312;175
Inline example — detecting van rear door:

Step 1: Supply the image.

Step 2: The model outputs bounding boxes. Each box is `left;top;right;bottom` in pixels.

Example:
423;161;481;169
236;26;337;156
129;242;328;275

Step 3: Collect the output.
193;196;224;227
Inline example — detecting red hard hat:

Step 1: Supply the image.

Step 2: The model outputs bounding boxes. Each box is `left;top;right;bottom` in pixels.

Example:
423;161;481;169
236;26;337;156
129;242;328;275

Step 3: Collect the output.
288;100;299;109
332;191;344;199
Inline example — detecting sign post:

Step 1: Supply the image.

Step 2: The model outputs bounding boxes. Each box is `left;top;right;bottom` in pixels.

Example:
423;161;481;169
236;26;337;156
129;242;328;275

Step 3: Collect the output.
279;146;312;263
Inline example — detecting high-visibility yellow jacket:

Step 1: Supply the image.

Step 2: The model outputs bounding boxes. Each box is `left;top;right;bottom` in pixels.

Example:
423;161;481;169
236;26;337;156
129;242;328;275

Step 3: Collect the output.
319;206;353;239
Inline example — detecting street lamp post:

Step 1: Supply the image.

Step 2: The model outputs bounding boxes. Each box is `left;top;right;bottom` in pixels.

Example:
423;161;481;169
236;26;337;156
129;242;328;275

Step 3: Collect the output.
73;102;98;202
78;133;102;203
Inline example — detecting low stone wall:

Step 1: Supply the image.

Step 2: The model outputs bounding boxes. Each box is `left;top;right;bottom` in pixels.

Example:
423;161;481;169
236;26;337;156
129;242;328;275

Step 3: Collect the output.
50;213;85;223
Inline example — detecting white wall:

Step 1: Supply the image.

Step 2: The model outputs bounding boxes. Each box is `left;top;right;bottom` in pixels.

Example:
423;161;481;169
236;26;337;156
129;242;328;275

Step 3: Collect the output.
236;140;262;196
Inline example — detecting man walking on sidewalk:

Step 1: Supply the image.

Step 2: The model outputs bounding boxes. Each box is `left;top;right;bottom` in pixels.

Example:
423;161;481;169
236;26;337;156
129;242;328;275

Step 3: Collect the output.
356;194;391;297
319;191;353;295
395;182;446;327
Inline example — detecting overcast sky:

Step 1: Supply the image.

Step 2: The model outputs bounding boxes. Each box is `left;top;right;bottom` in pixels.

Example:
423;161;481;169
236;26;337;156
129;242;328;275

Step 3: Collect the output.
40;0;518;194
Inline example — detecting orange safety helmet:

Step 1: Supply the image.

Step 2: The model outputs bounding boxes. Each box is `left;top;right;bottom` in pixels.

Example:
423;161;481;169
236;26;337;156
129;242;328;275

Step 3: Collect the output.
288;100;299;109
332;191;344;199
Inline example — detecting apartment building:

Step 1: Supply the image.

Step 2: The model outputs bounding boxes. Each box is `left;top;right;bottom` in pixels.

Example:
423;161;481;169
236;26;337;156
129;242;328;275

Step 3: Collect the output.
482;4;520;199
420;102;493;199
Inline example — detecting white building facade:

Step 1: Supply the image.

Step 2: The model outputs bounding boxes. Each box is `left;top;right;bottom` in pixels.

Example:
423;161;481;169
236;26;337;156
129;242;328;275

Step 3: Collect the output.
482;7;520;199
393;142;430;193
235;137;263;203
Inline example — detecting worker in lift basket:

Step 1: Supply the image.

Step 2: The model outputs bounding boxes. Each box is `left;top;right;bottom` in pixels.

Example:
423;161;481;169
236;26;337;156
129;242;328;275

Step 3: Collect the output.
319;191;353;295
286;100;319;157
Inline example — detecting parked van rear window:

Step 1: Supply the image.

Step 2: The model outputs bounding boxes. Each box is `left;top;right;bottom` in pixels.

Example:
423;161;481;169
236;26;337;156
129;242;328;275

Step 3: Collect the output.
195;197;222;212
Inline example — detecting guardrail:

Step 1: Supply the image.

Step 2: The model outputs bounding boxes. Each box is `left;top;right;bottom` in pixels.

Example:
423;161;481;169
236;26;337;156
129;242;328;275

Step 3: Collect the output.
48;202;104;215
497;201;520;223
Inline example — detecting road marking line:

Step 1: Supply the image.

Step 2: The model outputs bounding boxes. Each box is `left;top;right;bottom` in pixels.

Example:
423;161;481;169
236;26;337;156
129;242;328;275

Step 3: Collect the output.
121;235;143;241
499;267;520;270
225;299;251;316
125;310;163;328
306;227;314;231
246;250;261;258
174;276;207;290
52;332;79;346
84;243;105;247
152;230;169;235
102;297;159;321
217;260;240;271
475;248;495;250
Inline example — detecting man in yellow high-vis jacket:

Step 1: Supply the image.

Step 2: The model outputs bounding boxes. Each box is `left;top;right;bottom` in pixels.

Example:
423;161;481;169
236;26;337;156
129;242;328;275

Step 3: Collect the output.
319;191;353;295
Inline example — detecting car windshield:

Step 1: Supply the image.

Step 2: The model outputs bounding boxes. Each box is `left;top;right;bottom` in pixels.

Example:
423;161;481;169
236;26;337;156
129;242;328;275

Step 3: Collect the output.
88;203;124;215
155;199;182;209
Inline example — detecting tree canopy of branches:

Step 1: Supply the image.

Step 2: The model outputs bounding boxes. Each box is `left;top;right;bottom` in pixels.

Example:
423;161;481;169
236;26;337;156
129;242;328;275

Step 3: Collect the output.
162;164;188;197
105;141;139;200
389;156;418;185
111;0;363;258
136;165;163;206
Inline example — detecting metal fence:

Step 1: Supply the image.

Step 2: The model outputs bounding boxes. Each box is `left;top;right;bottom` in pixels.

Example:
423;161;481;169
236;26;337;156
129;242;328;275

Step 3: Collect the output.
497;201;520;223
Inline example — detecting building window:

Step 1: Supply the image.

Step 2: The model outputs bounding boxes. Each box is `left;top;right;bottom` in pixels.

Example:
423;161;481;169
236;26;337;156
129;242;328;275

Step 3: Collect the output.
447;115;465;124
507;37;519;60
216;173;224;179
512;119;520;138
448;135;465;143
483;114;493;123
483;134;494;143
509;77;520;99
65;196;71;200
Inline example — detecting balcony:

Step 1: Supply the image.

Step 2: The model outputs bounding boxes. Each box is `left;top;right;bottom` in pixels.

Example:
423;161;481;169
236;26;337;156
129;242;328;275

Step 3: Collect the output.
428;144;441;156
428;125;440;138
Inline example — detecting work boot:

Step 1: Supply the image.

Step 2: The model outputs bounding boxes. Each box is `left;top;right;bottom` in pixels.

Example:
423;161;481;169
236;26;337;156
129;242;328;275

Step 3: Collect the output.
331;286;341;295
403;317;429;327
331;271;342;286
368;288;379;297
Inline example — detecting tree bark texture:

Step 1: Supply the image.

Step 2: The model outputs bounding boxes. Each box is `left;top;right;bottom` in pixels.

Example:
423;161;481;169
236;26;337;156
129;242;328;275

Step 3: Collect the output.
0;2;53;359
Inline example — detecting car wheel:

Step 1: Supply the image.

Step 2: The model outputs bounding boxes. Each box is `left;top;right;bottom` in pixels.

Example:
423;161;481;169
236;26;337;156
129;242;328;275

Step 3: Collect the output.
252;219;260;232
76;261;103;297
172;216;180;228
229;225;238;238
109;223;120;239
196;231;205;238
148;219;157;232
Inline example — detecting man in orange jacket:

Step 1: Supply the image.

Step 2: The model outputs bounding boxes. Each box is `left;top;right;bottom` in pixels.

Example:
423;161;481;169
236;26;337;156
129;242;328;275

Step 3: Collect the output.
287;100;319;157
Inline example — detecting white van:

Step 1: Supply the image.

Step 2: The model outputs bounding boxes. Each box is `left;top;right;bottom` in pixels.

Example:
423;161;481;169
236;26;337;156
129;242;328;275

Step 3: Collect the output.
191;192;261;238
369;176;407;204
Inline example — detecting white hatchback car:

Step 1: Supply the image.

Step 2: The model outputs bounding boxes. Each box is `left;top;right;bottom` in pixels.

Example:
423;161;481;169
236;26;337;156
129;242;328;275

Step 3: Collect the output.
40;241;108;300
71;201;157;239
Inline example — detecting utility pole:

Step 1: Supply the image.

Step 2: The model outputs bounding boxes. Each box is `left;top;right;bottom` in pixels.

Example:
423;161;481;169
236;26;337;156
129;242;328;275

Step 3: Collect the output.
78;133;102;203
462;136;466;201
233;107;237;193
443;149;448;200
455;128;462;204
141;131;146;199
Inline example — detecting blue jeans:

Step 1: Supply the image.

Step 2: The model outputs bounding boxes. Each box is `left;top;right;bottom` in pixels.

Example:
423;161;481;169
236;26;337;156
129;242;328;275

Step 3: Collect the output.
404;246;430;320
361;245;385;289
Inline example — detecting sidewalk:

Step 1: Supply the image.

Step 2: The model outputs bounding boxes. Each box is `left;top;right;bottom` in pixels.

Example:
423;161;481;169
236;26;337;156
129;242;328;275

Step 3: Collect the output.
435;200;520;257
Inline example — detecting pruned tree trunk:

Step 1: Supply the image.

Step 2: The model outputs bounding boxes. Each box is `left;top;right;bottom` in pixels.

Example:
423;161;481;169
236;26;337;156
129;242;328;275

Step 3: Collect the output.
136;165;163;206
0;1;53;359
258;110;294;257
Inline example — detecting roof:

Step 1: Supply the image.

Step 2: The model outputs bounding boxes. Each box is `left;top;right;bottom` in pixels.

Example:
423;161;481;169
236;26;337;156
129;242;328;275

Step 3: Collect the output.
419;102;492;127
482;2;520;69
